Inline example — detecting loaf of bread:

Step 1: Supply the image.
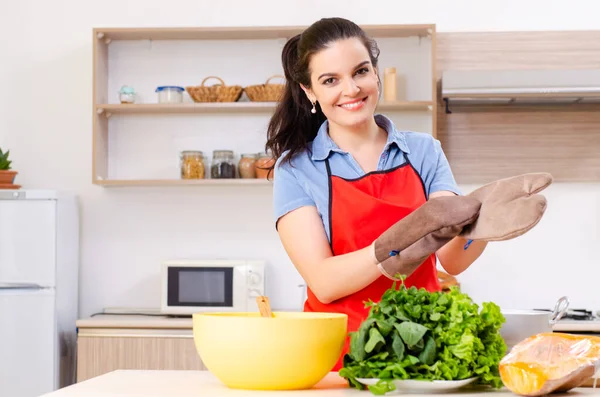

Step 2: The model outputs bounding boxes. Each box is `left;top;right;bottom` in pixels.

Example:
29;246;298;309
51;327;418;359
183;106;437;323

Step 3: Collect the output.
499;332;600;396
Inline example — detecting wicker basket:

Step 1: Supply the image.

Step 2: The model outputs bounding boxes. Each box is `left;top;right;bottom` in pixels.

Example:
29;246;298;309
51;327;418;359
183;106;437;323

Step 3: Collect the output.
186;76;243;103
244;75;286;102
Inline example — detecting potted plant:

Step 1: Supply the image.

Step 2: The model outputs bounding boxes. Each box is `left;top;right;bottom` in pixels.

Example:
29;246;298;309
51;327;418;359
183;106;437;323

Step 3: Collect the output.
0;147;18;185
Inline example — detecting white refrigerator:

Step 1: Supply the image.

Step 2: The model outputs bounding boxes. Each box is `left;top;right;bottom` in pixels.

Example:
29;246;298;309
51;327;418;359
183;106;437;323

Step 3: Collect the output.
0;189;79;397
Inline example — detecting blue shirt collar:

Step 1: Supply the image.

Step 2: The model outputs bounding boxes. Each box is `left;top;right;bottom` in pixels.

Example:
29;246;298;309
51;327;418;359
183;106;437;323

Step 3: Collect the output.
310;114;411;161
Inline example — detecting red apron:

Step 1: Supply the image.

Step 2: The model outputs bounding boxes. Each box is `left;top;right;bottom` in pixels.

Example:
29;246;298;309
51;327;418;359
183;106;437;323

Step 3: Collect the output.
304;154;441;371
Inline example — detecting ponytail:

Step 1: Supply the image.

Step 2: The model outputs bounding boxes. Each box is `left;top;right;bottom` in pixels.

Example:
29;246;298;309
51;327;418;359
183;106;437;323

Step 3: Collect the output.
265;34;326;168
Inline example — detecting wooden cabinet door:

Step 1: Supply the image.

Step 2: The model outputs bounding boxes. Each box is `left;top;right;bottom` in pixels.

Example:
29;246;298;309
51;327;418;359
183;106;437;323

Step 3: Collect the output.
77;335;206;382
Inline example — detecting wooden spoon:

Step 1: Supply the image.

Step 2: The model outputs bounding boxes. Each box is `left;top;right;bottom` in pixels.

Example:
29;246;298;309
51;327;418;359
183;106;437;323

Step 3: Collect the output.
256;296;274;318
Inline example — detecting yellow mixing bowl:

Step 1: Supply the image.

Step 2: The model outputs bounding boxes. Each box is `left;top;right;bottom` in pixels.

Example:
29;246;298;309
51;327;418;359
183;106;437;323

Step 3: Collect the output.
192;311;347;390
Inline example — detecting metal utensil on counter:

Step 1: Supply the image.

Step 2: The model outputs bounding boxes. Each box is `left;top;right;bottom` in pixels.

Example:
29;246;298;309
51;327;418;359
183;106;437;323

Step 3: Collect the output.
549;296;570;325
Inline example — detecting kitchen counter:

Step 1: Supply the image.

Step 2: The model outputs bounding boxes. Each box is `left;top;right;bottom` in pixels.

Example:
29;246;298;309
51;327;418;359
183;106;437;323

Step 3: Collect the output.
76;309;303;331
77;314;193;330
78;313;600;333
39;370;600;397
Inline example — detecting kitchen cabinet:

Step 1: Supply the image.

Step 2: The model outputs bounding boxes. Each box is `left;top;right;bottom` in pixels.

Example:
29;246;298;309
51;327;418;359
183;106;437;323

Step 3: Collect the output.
92;25;438;187
76;315;205;382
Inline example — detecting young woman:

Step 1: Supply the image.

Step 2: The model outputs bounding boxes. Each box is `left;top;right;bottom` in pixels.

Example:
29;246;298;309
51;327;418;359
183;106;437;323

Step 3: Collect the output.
265;17;487;371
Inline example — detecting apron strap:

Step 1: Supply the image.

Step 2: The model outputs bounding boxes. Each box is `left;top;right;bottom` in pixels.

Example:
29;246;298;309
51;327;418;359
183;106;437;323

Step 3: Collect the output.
324;157;332;178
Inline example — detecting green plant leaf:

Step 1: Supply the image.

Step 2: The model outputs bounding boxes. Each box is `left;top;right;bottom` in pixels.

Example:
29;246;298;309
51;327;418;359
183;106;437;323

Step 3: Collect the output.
375;318;394;337
394;321;428;348
0;149;12;170
367;380;396;395
365;327;385;353
391;331;405;360
418;336;436;365
395;307;410;322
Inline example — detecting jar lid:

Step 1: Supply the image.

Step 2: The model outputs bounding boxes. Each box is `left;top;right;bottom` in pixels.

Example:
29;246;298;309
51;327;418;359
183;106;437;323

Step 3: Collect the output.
181;150;203;156
156;86;185;92
213;150;234;156
257;151;273;158
119;85;135;94
241;153;257;158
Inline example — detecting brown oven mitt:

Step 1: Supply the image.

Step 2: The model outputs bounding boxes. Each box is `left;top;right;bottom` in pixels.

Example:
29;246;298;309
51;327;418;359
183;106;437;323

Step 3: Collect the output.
459;173;552;241
372;196;481;280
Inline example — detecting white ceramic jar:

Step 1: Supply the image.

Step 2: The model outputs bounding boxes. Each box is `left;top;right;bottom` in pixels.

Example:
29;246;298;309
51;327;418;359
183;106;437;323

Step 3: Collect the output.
155;86;184;103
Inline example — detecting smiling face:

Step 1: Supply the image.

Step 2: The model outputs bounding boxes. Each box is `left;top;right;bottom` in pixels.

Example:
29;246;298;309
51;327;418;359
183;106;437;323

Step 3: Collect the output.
302;38;380;130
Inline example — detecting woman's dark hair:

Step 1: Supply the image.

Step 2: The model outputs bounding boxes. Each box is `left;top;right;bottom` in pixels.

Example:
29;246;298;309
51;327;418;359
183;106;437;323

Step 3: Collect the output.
264;17;380;170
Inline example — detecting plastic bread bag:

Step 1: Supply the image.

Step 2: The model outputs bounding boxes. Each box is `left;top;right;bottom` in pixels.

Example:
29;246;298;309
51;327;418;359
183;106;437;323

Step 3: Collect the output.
499;332;600;396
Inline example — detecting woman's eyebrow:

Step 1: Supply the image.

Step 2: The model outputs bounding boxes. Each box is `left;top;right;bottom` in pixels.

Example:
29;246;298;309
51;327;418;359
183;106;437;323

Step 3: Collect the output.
317;60;370;80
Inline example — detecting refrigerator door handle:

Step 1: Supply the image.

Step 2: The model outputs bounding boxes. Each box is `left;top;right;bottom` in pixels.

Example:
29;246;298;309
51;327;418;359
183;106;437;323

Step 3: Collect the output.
0;282;45;289
0;190;27;200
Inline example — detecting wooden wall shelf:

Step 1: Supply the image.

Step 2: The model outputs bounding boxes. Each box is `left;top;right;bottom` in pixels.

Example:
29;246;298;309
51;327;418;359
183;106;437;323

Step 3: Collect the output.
95;179;273;187
95;101;433;116
95;25;433;41
97;178;273;187
92;24;437;186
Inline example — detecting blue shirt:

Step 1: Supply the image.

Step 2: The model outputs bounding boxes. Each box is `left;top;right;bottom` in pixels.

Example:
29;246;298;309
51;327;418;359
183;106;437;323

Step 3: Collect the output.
273;114;461;242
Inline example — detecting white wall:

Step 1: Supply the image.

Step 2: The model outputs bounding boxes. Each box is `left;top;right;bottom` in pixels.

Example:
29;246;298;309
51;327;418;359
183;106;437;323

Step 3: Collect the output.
1;0;600;317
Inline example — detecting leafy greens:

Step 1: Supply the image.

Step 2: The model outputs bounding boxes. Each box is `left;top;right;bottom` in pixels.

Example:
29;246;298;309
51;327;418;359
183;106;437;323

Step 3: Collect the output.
338;281;507;395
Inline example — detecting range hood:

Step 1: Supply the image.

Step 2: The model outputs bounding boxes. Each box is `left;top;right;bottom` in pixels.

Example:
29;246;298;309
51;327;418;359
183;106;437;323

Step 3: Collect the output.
441;69;600;112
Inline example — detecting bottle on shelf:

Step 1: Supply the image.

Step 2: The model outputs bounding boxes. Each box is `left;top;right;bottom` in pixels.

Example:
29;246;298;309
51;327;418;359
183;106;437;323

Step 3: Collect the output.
383;67;397;102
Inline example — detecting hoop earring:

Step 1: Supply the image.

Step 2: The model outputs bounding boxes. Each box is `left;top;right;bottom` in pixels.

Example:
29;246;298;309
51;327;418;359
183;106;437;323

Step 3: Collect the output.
311;102;317;114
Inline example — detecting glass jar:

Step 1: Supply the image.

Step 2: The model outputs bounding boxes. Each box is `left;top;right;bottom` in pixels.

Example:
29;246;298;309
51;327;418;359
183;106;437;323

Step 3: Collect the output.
238;153;257;179
255;151;275;179
180;151;205;179
119;85;136;104
156;86;184;103
211;150;236;179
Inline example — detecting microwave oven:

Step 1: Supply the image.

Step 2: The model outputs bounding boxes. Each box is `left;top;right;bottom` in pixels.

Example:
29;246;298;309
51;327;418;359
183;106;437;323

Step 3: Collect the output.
160;259;266;315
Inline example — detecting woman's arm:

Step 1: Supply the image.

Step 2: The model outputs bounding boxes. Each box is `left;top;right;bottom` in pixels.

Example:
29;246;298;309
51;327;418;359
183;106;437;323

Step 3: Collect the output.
436;236;488;275
430;190;488;275
277;205;381;304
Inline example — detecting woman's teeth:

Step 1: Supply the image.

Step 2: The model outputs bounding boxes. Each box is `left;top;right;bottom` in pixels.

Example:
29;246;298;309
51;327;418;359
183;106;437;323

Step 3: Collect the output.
339;98;366;110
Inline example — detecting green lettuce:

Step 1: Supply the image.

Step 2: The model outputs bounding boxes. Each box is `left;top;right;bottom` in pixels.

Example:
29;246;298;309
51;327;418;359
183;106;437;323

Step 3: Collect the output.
338;281;506;395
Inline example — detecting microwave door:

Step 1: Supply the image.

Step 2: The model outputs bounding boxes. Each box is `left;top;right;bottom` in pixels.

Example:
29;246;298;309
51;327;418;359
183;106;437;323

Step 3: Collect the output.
168;267;234;309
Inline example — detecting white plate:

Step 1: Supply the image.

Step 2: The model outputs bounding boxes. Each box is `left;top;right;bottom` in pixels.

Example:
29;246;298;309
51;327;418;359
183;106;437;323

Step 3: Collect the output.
356;377;478;393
